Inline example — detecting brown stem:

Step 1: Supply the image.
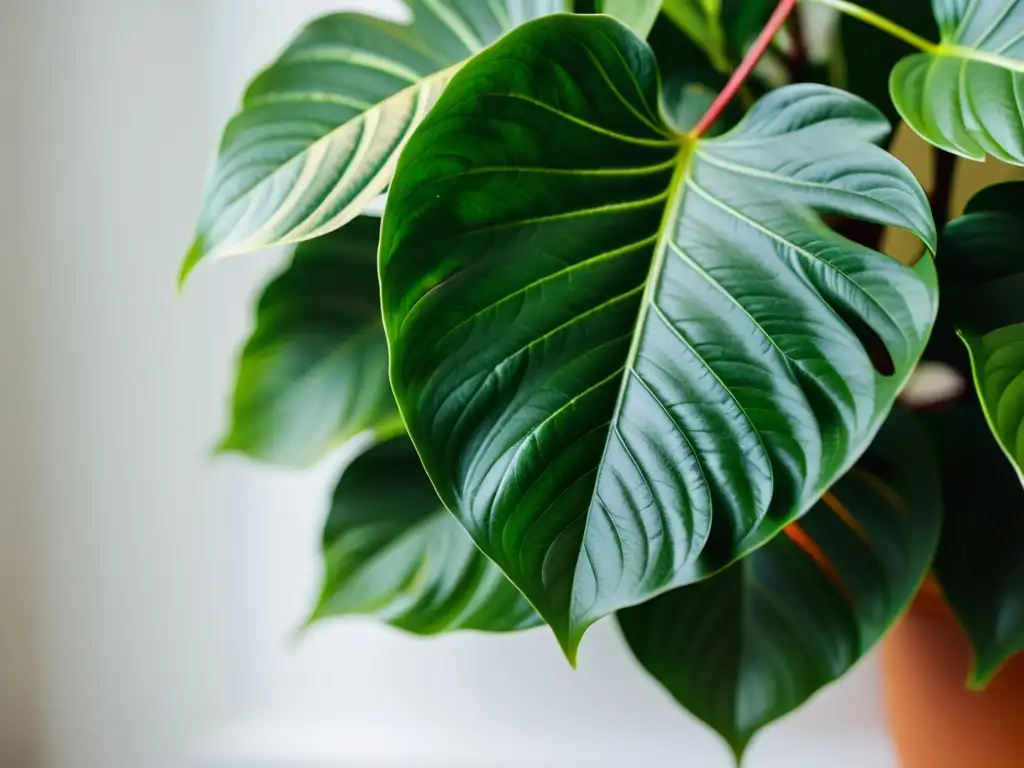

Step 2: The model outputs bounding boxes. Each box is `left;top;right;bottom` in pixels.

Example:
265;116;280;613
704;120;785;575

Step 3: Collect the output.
931;148;956;231
786;8;809;82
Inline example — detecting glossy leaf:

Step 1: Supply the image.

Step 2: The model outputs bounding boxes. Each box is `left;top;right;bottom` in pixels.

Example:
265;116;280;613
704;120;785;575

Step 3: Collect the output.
838;0;936;127
598;0;662;38
379;15;938;656
619;407;942;758
182;0;563;280
891;0;1024;164
941;182;1024;484
929;396;1024;686
313;436;541;633
219;217;400;467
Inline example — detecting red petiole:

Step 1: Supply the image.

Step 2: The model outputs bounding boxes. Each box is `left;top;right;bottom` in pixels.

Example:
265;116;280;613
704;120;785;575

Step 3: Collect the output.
690;0;800;138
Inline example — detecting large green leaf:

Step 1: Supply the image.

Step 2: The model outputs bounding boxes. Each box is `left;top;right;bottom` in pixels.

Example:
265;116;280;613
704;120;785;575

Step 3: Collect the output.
619;407;942;759
220;217;400;467
313;436;541;633
891;0;1024;164
941;182;1024;483
379;15;938;657
181;0;563;280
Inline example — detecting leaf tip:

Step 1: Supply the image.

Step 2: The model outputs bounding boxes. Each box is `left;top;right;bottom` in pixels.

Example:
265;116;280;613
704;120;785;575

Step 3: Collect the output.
179;236;207;290
967;654;1005;691
727;734;753;767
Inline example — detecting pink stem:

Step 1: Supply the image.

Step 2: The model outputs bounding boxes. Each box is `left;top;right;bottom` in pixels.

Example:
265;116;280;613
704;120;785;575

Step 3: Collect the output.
690;0;800;138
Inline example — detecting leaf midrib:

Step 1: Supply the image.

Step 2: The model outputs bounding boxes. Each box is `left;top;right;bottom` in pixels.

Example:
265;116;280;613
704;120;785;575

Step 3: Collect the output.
936;43;1024;73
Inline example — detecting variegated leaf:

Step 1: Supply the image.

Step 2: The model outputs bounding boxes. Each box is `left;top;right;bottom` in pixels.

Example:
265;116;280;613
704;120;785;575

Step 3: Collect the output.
182;0;563;280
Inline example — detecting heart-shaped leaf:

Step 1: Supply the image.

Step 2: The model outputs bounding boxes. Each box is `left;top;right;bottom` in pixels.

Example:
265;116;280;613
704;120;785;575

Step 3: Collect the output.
220;217;400;467
379;15;938;657
891;0;1024;164
619;407;942;759
313;435;541;634
181;0;563;280
941;182;1024;483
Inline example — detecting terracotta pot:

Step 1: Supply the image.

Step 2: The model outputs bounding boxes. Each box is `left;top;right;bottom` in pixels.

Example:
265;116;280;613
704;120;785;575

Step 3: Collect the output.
882;580;1024;768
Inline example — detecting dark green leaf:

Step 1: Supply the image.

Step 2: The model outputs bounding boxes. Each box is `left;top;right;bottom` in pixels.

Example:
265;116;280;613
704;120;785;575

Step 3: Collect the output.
838;0;936;127
891;0;1024;164
929;396;1024;687
313;435;541;633
720;0;777;60
379;15;938;657
940;181;1024;483
619;407;942;758
220;217;400;467
182;0;563;281
660;0;775;71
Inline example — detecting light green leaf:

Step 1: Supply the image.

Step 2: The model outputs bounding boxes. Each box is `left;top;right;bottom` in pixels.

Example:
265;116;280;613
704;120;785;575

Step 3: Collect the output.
181;0;563;281
619;407;942;759
379;15;938;658
598;0;662;38
313;435;541;633
891;0;1024;164
940;181;1024;484
220;217;400;467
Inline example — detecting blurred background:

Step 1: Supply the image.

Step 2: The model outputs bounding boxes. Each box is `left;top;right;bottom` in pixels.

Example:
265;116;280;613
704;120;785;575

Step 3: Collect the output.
0;1;1004;766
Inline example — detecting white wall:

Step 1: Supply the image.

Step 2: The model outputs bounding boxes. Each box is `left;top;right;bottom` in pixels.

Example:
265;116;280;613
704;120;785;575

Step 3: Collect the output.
0;2;896;766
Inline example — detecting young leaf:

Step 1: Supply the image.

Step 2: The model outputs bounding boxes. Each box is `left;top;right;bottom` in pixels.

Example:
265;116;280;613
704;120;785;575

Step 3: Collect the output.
181;0;563;280
891;0;1024;164
940;182;1024;484
618;407;942;759
313;436;541;634
598;0;663;38
220;217;400;467
928;395;1024;687
379;15;938;657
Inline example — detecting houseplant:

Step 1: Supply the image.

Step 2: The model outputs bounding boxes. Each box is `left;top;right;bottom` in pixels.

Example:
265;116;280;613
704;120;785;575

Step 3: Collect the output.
181;0;1024;763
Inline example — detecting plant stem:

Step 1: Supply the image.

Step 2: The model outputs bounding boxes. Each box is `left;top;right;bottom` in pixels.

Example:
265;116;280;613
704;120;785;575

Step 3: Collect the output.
931;148;957;231
690;0;799;138
786;8;809;82
803;0;938;53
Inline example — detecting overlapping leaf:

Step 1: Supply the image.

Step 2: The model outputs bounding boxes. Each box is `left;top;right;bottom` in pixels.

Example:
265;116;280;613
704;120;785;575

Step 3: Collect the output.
219;217;400;467
182;0;563;280
891;0;1024;164
379;15;938;656
619;407;941;758
941;182;1024;483
313;436;541;634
